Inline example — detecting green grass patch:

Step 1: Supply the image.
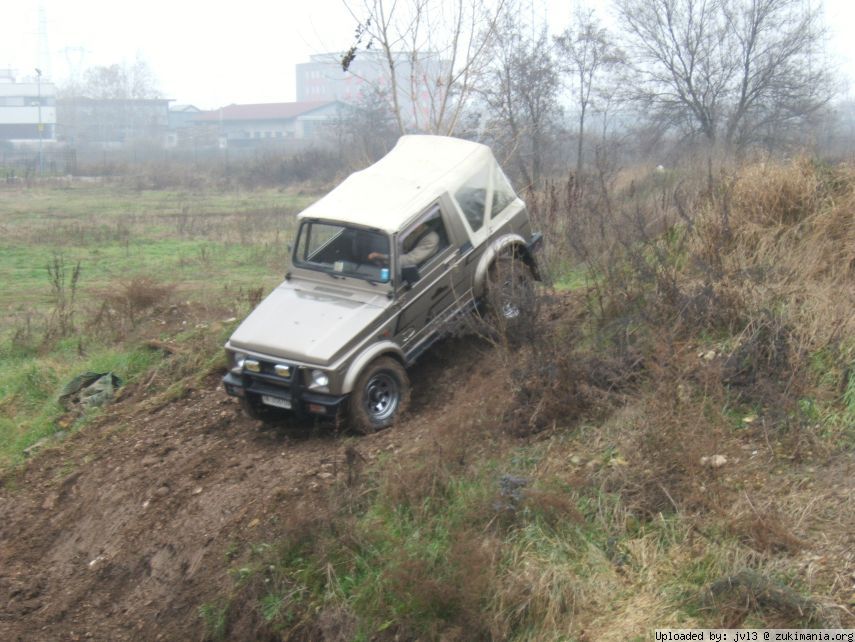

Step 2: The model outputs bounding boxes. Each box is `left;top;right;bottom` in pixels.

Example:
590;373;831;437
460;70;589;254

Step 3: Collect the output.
0;343;164;466
0;182;316;467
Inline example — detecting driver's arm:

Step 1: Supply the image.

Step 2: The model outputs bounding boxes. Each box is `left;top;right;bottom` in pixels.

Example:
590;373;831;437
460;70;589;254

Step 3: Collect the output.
400;231;439;268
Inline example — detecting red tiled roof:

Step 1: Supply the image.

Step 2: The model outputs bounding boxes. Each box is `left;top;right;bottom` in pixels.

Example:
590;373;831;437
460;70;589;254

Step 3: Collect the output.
194;101;335;122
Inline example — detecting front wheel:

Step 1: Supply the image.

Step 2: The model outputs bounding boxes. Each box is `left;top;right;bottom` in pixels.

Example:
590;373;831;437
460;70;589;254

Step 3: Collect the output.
239;393;281;423
348;357;410;434
484;255;537;338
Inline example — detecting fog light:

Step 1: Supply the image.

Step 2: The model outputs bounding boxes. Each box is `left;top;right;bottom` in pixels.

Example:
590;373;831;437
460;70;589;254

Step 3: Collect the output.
311;369;329;387
308;403;326;414
274;364;291;377
244;359;261;373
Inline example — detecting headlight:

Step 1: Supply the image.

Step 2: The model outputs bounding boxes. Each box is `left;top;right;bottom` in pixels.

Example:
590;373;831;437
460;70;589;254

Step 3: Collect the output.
230;351;247;373
310;369;329;388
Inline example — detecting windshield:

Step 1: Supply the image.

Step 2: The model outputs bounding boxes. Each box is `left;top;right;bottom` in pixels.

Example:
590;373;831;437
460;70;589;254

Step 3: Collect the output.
294;221;391;282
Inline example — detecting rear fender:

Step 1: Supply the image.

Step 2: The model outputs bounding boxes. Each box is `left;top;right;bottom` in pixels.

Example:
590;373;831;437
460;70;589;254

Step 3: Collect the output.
474;234;535;297
342;341;406;394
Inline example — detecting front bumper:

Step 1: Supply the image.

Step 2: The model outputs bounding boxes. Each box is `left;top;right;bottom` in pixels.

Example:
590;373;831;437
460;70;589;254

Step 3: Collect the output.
526;231;546;282
223;370;347;418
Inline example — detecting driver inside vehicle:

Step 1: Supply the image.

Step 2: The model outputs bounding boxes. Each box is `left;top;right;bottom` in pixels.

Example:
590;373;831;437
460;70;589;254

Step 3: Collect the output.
368;222;440;268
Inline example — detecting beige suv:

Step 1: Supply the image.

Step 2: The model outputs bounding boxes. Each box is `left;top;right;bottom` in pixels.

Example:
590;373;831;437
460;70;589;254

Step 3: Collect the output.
222;135;542;432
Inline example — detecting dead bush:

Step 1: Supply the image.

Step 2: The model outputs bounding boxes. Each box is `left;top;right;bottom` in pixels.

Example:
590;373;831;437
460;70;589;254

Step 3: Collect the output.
727;504;806;554
89;276;174;336
598;355;731;518
729;158;828;228
723;311;798;392
382;543;494;642
702;570;830;628
505;346;642;437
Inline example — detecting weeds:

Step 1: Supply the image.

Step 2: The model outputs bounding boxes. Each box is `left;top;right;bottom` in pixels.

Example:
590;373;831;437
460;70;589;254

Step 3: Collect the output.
45;254;81;340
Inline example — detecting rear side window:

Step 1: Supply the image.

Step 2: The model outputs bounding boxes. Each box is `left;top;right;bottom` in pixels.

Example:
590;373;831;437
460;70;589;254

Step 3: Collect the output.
454;165;490;232
491;167;517;217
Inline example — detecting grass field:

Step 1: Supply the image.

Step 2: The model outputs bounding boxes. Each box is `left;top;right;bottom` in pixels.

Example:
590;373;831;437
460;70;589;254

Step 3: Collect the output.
0;181;316;466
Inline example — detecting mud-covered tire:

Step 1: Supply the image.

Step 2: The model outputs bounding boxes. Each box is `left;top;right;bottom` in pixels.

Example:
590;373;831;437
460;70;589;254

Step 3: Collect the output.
348;357;410;434
485;255;536;336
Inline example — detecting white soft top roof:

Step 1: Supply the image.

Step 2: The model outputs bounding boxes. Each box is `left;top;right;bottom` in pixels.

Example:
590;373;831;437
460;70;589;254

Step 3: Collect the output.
297;135;494;233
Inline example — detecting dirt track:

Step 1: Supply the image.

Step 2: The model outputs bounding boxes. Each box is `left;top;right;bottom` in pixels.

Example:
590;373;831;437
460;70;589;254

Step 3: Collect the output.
0;338;503;641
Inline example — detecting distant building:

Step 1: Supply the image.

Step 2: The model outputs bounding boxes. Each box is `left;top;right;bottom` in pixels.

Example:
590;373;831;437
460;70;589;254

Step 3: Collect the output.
0;69;56;143
296;51;448;127
57;97;171;146
166;104;203;148
168;104;202;130
193;101;344;147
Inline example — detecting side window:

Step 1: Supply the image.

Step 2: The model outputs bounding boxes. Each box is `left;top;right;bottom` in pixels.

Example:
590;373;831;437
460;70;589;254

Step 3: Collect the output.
454;165;491;232
491;166;517;217
399;206;450;270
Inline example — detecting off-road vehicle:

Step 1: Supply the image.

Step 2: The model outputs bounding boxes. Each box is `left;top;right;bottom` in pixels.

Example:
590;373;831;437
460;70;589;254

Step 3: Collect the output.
222;135;542;432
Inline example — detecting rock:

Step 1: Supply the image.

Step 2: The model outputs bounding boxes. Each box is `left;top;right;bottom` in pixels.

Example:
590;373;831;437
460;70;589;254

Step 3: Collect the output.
141;456;158;467
247;518;260;528
155;485;170;497
317;472;334;480
88;555;105;568
192;486;203;495
700;454;728;468
570;455;582;465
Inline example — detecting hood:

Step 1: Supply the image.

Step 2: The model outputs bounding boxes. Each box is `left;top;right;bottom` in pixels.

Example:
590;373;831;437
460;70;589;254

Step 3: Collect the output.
228;279;390;366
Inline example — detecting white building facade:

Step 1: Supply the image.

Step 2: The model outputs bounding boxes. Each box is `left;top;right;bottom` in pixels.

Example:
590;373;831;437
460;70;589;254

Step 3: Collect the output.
0;69;56;143
296;51;448;128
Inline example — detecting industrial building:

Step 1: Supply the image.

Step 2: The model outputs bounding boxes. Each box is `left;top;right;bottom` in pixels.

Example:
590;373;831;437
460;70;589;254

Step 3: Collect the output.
0;69;56;143
192;101;344;147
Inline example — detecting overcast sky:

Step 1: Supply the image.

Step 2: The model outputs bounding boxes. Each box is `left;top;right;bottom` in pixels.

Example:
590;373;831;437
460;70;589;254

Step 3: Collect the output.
2;0;853;109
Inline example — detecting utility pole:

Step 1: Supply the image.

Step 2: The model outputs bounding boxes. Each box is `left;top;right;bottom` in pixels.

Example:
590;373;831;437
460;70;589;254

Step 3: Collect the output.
36;68;44;176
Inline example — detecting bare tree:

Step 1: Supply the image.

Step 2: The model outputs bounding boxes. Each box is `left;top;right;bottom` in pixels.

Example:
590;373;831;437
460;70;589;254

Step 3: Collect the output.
554;7;623;182
342;0;506;135
57;56;163;145
331;87;400;165
481;17;562;187
61;56;161;100
615;0;834;153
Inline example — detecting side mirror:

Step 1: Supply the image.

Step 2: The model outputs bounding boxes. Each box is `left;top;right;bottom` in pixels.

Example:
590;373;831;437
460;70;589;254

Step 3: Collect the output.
401;266;420;287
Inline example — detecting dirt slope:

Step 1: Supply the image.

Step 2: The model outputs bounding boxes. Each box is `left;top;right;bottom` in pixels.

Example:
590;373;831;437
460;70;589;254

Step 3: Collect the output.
0;338;504;641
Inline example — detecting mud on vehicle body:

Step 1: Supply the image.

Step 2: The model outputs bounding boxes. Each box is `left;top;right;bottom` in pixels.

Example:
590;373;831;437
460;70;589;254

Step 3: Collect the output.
222;135;543;433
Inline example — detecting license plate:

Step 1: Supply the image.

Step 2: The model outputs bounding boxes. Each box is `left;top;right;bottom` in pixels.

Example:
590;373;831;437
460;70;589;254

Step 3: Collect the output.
261;395;291;409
